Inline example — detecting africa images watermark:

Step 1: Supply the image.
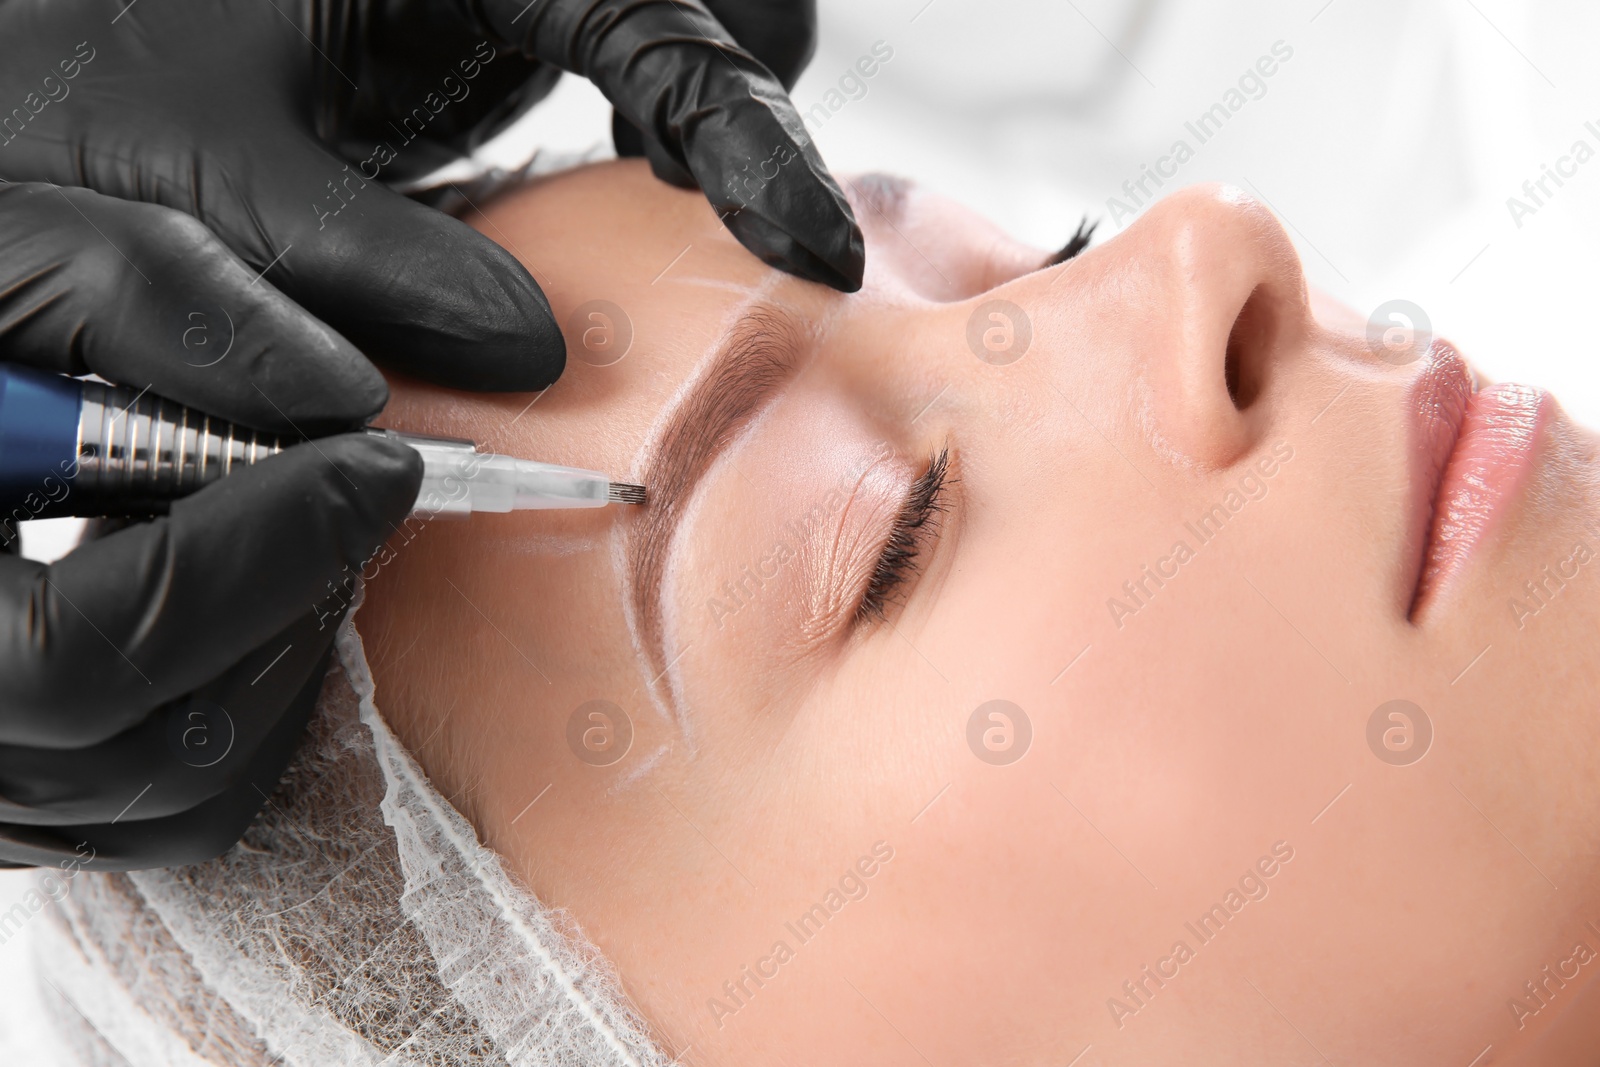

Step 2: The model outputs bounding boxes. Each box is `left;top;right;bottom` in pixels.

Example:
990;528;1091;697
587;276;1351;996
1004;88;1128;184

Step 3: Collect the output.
314;295;635;629
312;40;499;230
0;841;97;950
314;447;497;630
721;40;897;213
704;440;895;630
705;840;896;1030
1507;918;1600;1031
1106;441;1295;629
565;699;634;767
798;40;895;139
1104;40;1295;228
967;699;1032;765
1106;840;1297;1029
1504;119;1600;230
1508;540;1591;630
0;458;76;549
0;40;97;147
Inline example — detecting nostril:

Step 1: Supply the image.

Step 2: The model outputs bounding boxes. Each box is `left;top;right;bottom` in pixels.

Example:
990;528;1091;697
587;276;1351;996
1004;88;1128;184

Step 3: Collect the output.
1128;186;1307;468
1224;285;1273;410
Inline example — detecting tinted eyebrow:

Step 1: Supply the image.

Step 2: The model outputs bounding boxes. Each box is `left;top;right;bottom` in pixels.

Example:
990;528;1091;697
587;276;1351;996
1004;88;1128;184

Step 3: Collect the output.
627;303;808;683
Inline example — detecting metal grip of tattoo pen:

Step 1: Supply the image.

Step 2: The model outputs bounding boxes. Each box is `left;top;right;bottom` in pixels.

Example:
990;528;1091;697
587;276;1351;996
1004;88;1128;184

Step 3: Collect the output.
0;365;644;520
73;378;286;512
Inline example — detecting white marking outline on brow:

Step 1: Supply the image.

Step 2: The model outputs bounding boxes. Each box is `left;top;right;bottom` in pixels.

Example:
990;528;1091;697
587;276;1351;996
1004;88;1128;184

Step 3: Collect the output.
612;275;789;753
608;741;671;794
656;396;788;727
650;293;860;751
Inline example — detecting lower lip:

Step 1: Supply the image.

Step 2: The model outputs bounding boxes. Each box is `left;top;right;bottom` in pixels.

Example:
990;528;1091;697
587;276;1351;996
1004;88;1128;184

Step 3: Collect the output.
1413;382;1550;612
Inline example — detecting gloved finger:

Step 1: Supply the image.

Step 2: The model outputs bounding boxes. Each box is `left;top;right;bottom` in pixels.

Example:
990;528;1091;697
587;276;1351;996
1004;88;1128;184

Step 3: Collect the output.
196;131;565;392
487;0;864;292
0;43;561;394
0;183;387;436
336;63;562;188
698;0;818;88
612;0;817;183
611;111;697;189
328;4;560;176
0;433;421;747
0;636;329;872
0;613;333;827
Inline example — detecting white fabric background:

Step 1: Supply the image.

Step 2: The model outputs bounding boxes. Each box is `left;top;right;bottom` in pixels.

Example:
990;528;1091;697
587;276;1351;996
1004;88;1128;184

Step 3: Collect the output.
5;0;1598;1056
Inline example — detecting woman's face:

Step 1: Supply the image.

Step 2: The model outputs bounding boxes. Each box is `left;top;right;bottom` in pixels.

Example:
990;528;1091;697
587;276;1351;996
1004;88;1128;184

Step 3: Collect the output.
360;161;1600;1065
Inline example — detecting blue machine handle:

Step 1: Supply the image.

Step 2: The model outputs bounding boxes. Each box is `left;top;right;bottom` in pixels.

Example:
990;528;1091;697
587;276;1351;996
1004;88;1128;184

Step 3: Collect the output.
0;364;84;514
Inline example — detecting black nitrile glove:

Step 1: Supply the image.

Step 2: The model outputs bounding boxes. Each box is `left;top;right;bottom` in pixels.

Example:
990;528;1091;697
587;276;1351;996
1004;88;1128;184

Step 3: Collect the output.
0;182;423;870
0;0;859;872
0;0;863;387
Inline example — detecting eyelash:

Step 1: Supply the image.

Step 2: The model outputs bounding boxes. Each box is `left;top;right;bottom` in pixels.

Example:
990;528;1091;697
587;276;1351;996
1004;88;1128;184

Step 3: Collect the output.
856;449;951;623
1045;215;1099;266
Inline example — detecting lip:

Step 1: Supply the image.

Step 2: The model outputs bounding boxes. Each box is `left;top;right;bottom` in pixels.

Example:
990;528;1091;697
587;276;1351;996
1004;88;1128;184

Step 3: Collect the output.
1403;345;1550;617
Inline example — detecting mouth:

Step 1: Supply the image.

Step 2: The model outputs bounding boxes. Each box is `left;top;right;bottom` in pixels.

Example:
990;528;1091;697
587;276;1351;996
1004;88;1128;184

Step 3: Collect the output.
1403;343;1550;618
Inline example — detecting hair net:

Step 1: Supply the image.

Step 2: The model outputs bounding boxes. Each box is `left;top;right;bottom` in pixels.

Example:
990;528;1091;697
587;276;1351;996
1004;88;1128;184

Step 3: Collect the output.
29;603;670;1067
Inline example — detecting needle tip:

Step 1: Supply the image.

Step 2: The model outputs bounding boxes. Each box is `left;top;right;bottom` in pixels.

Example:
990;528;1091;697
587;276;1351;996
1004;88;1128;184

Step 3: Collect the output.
608;482;647;505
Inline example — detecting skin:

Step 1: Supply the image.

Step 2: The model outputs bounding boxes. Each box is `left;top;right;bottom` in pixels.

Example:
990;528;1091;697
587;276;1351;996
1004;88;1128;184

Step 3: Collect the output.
359;160;1600;1066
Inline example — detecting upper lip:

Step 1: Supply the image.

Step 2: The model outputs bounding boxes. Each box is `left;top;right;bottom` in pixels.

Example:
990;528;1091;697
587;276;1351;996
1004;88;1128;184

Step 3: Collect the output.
1402;342;1475;617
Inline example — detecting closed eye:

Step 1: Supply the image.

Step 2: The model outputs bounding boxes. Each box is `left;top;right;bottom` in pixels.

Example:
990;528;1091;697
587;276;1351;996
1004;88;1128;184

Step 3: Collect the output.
856;449;951;623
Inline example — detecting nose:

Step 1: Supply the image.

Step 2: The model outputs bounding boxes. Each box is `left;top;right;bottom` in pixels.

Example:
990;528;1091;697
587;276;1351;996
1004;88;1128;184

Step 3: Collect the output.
1114;184;1310;468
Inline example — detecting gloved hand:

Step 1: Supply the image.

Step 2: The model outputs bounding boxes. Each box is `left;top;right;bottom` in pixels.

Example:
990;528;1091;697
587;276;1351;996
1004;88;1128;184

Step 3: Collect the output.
0;0;859;872
0;182;422;870
0;0;863;395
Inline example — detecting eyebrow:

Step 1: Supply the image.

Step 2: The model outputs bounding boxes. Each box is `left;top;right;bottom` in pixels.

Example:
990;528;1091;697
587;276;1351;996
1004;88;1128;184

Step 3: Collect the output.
626;303;809;685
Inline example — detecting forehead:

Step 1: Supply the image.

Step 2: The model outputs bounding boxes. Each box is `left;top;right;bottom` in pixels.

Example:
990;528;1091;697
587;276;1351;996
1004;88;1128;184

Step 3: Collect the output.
382;163;795;463
379;160;1034;473
496;161;772;295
